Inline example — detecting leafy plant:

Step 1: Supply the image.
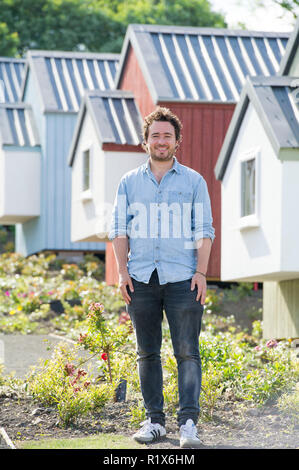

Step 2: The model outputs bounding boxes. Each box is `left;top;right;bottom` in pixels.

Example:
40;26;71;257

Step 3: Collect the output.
26;342;110;426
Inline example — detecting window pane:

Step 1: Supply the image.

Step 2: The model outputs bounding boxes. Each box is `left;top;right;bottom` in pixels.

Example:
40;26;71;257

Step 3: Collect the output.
83;149;90;191
241;158;255;217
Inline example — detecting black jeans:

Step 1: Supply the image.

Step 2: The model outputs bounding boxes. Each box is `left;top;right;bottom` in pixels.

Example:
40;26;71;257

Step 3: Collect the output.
126;269;203;427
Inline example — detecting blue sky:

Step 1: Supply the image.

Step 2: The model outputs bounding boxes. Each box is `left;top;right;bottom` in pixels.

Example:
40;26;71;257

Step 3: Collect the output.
210;0;297;32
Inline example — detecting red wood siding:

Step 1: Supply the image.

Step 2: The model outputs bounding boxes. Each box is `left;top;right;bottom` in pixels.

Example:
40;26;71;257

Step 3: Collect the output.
119;44;155;118
158;101;235;281
105;44;235;285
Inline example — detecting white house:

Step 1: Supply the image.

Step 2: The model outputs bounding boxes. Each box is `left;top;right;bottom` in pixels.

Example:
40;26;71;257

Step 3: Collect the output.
68;89;146;244
214;19;299;339
0;103;41;224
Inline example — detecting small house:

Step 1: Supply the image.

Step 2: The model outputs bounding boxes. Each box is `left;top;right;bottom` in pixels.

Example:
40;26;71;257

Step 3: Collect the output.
214;19;299;339
67;89;146;282
0;103;40;224
14;50;120;259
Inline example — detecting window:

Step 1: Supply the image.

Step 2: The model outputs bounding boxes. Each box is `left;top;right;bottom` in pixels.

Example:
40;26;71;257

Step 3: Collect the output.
241;157;255;217
83;148;90;192
238;149;260;230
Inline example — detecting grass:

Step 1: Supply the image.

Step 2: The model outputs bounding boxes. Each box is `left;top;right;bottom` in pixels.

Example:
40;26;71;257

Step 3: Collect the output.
17;433;146;449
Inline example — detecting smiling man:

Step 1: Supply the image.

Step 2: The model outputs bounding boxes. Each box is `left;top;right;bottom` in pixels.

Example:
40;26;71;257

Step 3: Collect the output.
109;107;215;448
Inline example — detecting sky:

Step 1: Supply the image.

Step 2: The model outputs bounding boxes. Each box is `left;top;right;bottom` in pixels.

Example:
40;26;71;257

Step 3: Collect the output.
210;0;297;32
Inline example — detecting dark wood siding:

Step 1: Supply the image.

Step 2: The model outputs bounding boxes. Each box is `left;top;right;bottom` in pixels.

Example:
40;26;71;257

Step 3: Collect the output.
157;102;235;280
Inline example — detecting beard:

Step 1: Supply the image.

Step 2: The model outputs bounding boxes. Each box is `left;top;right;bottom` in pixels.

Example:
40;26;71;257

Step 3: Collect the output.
149;146;175;161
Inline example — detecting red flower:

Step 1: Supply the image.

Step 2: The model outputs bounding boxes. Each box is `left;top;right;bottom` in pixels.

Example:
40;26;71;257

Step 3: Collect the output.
65;363;76;376
101;352;108;361
119;311;130;324
266;339;278;348
77;368;87;377
78;333;88;343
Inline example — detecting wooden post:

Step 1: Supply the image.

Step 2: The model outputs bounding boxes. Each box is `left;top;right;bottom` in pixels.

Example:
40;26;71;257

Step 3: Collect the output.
263;280;299;340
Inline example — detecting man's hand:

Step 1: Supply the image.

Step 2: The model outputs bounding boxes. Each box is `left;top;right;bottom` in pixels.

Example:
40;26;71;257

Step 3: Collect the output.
119;271;134;305
191;272;206;305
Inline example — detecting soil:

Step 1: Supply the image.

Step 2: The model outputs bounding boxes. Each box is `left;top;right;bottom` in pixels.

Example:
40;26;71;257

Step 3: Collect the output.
0;393;298;449
0;285;298;450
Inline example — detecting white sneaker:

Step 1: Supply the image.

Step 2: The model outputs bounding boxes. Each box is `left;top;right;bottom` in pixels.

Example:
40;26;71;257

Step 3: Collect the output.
133;418;166;443
180;419;201;448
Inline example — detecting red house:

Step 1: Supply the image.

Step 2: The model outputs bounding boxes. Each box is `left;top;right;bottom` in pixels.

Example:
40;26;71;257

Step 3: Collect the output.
105;24;289;285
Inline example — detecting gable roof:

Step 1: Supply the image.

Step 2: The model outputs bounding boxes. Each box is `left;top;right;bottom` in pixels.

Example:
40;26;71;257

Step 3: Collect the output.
0;102;40;147
115;24;290;104
214;75;299;181
0;58;25;103
279;18;299;75
68;89;143;166
21;50;120;113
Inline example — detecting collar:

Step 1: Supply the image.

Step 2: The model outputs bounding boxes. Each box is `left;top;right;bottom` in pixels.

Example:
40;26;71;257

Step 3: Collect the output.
142;156;181;174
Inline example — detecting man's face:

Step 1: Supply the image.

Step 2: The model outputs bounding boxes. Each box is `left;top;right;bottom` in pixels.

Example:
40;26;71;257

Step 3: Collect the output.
145;120;177;162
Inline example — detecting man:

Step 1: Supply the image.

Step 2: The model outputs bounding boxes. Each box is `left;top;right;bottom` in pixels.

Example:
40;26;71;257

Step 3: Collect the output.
108;107;215;448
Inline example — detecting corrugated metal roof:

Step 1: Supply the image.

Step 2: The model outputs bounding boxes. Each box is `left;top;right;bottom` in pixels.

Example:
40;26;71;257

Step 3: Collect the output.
0;58;25;103
215;76;299;181
68;90;143;166
0;103;40;147
21;50;120;112
116;24;290;103
279;18;299;75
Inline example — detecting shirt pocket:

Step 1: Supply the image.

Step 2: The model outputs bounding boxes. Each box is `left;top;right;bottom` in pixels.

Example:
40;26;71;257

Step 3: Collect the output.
168;191;193;204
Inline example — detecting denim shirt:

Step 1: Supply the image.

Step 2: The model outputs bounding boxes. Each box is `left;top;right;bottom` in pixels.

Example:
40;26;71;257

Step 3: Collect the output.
108;156;215;284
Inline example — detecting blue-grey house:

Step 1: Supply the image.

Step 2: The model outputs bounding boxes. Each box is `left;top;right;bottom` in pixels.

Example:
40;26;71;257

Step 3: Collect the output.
6;50;120;258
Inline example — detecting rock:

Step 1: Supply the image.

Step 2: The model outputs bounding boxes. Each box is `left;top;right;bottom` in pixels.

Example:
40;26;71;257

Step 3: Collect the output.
247;409;260;417
31;407;43;416
32;417;43;425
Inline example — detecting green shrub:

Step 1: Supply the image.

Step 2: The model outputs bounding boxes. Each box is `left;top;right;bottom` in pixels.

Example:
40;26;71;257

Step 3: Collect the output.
26;342;111;426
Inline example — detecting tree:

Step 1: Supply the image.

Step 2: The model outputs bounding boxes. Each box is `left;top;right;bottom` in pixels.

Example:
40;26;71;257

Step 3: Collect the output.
0;22;19;56
247;0;298;20
0;0;120;56
0;0;226;57
265;0;298;19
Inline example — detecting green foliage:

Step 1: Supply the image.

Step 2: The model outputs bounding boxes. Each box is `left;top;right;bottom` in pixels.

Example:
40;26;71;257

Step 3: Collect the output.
277;383;299;425
0;0;226;56
1;251;298;430
78;302;135;387
27;342;111;426
0;21;19;56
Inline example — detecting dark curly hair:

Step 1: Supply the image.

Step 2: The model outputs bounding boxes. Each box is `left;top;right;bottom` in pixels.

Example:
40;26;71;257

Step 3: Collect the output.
142;107;182;150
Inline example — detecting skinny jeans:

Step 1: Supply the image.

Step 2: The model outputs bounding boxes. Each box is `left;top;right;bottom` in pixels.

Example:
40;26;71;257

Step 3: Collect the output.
126;269;203;427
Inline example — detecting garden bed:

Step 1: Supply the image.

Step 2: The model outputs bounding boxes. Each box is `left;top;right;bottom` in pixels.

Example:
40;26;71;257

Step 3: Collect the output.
0;392;298;449
0;252;298;449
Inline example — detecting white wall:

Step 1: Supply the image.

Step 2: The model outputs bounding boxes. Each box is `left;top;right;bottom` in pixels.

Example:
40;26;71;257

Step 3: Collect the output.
0;148;40;224
221;102;284;281
280;158;299;277
71;112;147;243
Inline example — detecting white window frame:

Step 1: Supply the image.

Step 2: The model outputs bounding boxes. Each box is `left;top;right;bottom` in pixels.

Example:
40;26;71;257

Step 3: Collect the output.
81;144;93;201
238;148;260;230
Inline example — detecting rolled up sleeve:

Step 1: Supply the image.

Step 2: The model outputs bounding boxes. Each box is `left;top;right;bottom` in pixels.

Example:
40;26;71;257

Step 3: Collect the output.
108;178;130;241
192;176;215;243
